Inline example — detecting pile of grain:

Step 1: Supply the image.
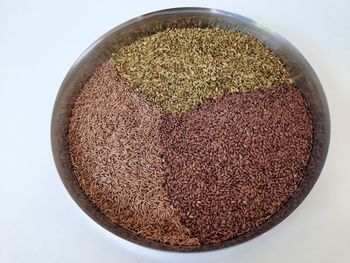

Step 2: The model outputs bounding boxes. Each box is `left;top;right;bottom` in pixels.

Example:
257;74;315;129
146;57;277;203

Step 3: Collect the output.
68;59;199;246
113;28;292;115
160;85;313;244
67;27;314;248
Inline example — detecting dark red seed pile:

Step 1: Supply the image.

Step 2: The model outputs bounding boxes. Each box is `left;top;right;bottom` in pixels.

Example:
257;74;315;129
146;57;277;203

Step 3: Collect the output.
161;85;313;244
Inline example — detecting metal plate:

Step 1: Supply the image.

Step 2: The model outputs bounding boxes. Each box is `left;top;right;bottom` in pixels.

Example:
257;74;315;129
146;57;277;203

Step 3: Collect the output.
51;7;330;252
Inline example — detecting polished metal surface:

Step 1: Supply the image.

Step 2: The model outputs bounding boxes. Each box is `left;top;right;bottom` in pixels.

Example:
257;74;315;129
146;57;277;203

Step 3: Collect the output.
51;7;330;252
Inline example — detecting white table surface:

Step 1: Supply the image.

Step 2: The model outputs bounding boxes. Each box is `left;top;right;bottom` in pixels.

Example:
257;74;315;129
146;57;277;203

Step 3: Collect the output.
1;0;349;262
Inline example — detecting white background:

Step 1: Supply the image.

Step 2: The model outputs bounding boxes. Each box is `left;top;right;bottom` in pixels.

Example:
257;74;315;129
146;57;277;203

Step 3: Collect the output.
1;0;349;262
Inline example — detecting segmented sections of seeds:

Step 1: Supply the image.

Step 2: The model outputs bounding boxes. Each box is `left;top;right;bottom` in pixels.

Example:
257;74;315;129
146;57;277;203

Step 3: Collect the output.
160;85;313;244
68;59;199;246
68;26;315;248
113;28;293;115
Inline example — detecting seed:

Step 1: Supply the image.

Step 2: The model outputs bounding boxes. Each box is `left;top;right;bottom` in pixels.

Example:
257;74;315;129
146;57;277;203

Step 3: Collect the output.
68;28;313;247
68;59;199;246
113;28;292;115
160;85;313;244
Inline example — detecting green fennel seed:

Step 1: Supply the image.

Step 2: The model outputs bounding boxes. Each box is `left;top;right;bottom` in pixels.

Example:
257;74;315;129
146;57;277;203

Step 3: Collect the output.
113;28;292;115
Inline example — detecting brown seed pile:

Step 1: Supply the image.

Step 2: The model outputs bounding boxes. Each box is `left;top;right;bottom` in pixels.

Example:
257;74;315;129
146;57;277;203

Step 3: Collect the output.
68;59;199;246
160;85;313;244
113;28;292;115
